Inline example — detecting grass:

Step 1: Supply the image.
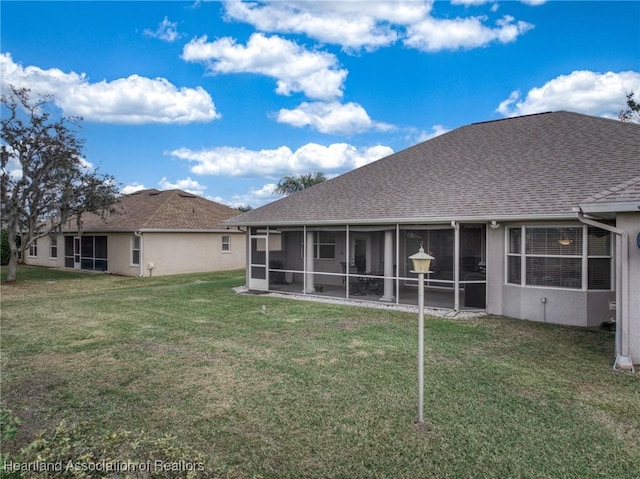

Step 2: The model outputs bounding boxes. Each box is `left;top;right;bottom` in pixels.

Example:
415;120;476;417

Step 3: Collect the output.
1;265;639;478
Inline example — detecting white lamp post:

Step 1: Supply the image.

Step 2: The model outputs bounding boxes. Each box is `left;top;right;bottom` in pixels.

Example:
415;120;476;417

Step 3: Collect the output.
409;243;434;424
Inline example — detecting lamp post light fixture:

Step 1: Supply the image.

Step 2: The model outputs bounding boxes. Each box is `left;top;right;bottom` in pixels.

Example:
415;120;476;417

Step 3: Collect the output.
409;243;434;424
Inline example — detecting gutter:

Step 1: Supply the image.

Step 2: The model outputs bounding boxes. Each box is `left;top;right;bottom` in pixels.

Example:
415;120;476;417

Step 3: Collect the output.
577;209;634;372
223;212;579;228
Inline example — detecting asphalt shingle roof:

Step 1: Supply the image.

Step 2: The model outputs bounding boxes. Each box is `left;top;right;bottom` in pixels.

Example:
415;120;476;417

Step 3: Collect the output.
581;176;640;205
74;189;240;232
227;111;640;226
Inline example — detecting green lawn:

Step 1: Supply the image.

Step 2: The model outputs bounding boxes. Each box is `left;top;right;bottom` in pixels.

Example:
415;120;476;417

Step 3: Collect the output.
1;265;639;478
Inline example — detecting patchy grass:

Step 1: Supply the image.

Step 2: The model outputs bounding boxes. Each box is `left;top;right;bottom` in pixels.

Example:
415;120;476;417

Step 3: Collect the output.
1;265;639;478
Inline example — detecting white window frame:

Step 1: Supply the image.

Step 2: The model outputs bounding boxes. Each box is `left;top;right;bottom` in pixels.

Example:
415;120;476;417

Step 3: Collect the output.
131;235;141;266
301;231;336;260
28;239;38;258
506;225;612;291
221;235;231;253
49;235;58;259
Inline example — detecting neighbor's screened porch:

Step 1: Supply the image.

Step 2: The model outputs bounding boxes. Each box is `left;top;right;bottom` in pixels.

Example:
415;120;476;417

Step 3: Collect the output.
248;224;487;311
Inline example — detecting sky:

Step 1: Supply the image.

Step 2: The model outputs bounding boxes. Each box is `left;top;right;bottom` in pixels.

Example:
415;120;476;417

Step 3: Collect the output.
1;1;639;209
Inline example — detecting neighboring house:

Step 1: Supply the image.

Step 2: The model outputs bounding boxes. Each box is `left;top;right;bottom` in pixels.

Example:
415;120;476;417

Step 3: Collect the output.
224;111;640;370
25;189;245;277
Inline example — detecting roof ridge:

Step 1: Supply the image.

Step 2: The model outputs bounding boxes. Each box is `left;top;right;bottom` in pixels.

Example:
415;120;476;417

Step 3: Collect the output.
471;111;554;126
582;176;640;204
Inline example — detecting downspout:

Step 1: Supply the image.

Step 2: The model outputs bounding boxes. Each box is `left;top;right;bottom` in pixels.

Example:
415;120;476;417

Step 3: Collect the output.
134;231;144;277
577;210;634;372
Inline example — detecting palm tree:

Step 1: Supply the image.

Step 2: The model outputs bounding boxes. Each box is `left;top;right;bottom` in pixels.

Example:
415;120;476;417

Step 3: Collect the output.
275;172;326;196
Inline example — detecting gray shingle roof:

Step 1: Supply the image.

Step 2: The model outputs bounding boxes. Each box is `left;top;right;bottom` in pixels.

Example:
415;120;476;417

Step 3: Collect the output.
70;189;241;232
227;111;640;226
581;176;640;205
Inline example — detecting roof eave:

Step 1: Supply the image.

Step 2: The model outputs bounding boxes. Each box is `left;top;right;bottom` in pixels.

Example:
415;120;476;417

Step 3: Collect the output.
576;202;640;214
224;212;579;227
61;228;243;234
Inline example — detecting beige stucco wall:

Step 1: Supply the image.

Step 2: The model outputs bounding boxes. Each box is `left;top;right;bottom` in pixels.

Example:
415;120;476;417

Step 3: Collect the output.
135;231;245;277
105;233;141;276
24;231;246;277
618;212;640;364
23;234;64;269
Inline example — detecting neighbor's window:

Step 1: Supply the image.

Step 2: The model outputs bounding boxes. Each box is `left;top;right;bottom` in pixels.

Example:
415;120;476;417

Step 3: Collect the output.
50;235;58;258
507;226;611;290
29;239;38;257
131;235;140;266
222;235;231;252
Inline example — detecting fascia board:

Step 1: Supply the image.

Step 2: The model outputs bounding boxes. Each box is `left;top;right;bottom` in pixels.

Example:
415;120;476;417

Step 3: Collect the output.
61;228;242;234
228;213;578;227
577;202;640;214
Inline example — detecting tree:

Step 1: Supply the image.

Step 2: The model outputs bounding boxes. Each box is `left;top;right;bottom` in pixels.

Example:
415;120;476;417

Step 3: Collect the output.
1;229;11;265
618;91;640;123
275;172;326;196
236;205;253;212
1;86;119;282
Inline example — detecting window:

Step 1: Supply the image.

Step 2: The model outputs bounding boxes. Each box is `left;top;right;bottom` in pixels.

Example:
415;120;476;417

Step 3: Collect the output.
507;226;611;290
29;239;38;257
302;231;336;260
316;232;335;259
131;235;141;265
587;227;612;290
50;235;58;258
506;228;522;284
221;235;230;252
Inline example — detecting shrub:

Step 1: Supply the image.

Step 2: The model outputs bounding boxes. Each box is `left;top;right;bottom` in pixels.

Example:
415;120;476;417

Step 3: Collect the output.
1;407;22;479
2;419;208;479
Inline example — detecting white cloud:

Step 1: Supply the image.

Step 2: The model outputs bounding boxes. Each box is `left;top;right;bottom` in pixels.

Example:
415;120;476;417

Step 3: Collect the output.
223;0;533;52
275;101;394;135
0;53;219;124
166;142;394;177
182;33;347;100
226;183;280;208
144;16;181;42
158;176;208;195
497;70;640;118
121;183;147;195
451;0;495;6
415;124;450;142
404;14;533;51
519;0;547;5
78;157;95;172
223;0;425;51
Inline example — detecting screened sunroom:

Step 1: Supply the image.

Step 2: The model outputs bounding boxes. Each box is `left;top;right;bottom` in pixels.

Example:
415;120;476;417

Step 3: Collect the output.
248;223;487;311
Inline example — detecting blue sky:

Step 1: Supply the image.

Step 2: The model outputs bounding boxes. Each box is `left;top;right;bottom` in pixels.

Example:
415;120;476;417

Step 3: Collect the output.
1;1;639;208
